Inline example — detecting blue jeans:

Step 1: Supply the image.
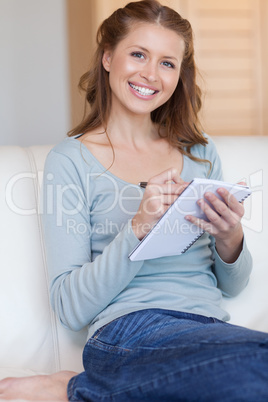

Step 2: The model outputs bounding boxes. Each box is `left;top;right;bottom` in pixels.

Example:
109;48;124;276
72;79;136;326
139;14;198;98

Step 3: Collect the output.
67;309;268;401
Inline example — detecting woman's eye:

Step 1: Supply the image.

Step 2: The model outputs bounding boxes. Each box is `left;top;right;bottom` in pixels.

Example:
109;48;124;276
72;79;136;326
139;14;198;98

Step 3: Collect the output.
131;52;145;59
162;61;175;69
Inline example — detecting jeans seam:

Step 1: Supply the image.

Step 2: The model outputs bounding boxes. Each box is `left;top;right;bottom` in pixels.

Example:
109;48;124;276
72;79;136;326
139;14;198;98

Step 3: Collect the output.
88;338;132;353
103;348;268;399
91;315;128;341
67;376;77;401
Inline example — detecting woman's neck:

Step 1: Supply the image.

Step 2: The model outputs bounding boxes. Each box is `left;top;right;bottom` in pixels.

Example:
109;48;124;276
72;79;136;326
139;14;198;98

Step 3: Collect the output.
106;109;159;148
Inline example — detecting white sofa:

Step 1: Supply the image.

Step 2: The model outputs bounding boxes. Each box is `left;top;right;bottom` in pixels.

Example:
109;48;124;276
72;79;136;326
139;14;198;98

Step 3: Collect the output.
0;136;267;380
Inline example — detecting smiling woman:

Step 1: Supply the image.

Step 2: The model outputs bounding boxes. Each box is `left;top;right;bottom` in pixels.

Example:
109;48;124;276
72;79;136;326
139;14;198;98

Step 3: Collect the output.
1;1;268;401
66;0;206;187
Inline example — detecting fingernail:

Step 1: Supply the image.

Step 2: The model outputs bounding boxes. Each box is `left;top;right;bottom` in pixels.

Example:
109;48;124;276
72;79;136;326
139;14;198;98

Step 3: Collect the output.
217;188;225;195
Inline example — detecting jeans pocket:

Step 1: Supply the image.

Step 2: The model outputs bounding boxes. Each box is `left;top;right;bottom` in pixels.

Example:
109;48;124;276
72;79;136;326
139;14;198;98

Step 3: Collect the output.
90;313;130;341
82;337;133;374
89;337;132;353
91;321;113;340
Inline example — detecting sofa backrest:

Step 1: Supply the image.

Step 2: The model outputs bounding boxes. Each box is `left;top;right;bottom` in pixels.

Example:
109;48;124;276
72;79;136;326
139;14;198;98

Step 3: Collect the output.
0;145;87;376
212;137;268;332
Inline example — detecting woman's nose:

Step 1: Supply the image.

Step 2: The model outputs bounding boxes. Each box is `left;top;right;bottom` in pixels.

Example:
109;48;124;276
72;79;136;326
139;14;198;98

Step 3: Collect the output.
140;62;158;82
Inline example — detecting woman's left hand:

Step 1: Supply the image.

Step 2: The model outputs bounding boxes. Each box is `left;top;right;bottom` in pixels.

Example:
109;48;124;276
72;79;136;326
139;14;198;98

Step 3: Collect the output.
185;183;245;263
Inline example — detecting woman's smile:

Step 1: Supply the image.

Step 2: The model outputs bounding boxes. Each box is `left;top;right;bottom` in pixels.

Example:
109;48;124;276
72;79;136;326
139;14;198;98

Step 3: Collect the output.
128;82;159;99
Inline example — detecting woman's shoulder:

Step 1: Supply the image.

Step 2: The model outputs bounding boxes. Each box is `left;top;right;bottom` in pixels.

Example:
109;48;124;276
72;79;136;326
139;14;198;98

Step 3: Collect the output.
45;134;108;181
44;135;98;177
190;133;223;180
48;135;82;160
190;133;219;160
47;135;95;167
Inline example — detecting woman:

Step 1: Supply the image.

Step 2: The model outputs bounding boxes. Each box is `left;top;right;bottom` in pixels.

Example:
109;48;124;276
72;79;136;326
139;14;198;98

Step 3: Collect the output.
1;0;267;400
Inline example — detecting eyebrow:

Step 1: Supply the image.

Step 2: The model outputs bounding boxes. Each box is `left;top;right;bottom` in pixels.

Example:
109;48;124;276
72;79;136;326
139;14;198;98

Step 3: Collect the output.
128;45;179;61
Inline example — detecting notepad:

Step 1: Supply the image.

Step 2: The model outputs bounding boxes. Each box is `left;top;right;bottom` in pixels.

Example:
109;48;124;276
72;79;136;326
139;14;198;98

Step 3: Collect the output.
128;178;251;261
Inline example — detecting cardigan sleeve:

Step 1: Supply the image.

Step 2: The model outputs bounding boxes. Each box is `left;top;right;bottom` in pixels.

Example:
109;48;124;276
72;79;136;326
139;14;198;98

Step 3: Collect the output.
42;150;143;331
203;136;253;297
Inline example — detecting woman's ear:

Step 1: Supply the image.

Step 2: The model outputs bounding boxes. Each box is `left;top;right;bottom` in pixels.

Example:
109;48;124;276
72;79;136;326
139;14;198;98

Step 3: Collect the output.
102;50;112;72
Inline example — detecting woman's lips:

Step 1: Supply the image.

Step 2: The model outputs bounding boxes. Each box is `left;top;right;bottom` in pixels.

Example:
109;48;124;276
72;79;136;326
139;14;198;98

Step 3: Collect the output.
128;82;159;97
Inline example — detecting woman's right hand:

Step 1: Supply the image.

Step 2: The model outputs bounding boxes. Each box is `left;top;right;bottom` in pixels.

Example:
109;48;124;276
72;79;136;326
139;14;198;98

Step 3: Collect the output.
132;168;188;240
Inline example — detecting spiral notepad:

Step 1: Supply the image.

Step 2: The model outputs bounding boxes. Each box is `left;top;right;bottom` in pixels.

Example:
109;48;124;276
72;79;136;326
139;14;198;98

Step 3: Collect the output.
128;178;251;261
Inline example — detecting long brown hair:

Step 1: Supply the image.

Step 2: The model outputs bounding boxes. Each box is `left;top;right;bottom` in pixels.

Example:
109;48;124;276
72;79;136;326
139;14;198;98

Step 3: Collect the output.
68;0;208;160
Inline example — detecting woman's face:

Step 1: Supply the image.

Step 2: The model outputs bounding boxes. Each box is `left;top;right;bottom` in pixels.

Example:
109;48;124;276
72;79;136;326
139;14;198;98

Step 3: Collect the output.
102;23;185;117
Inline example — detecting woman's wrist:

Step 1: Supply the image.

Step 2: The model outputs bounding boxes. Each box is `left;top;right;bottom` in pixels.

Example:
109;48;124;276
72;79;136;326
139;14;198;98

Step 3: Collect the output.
215;226;244;264
131;216;152;240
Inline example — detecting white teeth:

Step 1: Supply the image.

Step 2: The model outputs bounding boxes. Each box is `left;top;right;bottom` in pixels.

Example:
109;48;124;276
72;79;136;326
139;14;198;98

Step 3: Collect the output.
129;83;156;96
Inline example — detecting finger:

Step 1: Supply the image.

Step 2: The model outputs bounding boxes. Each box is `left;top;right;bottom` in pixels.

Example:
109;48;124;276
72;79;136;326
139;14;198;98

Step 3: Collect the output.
161;193;181;205
142;192;182;216
185;209;231;237
197;198;229;228
149;168;184;185
215;188;244;217
184;214;217;236
200;195;241;229
147;182;188;195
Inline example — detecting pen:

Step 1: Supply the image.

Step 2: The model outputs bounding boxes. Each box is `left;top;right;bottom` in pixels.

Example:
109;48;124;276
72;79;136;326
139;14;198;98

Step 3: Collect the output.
139;180;175;188
139;182;147;188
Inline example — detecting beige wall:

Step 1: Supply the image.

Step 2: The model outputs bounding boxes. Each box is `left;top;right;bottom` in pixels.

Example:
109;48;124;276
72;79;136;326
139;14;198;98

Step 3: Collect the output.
185;0;267;136
260;0;268;135
67;0;95;127
67;0;268;136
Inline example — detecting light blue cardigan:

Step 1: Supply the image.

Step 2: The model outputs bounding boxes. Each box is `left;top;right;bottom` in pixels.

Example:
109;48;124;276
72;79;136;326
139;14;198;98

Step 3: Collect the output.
42;135;252;338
